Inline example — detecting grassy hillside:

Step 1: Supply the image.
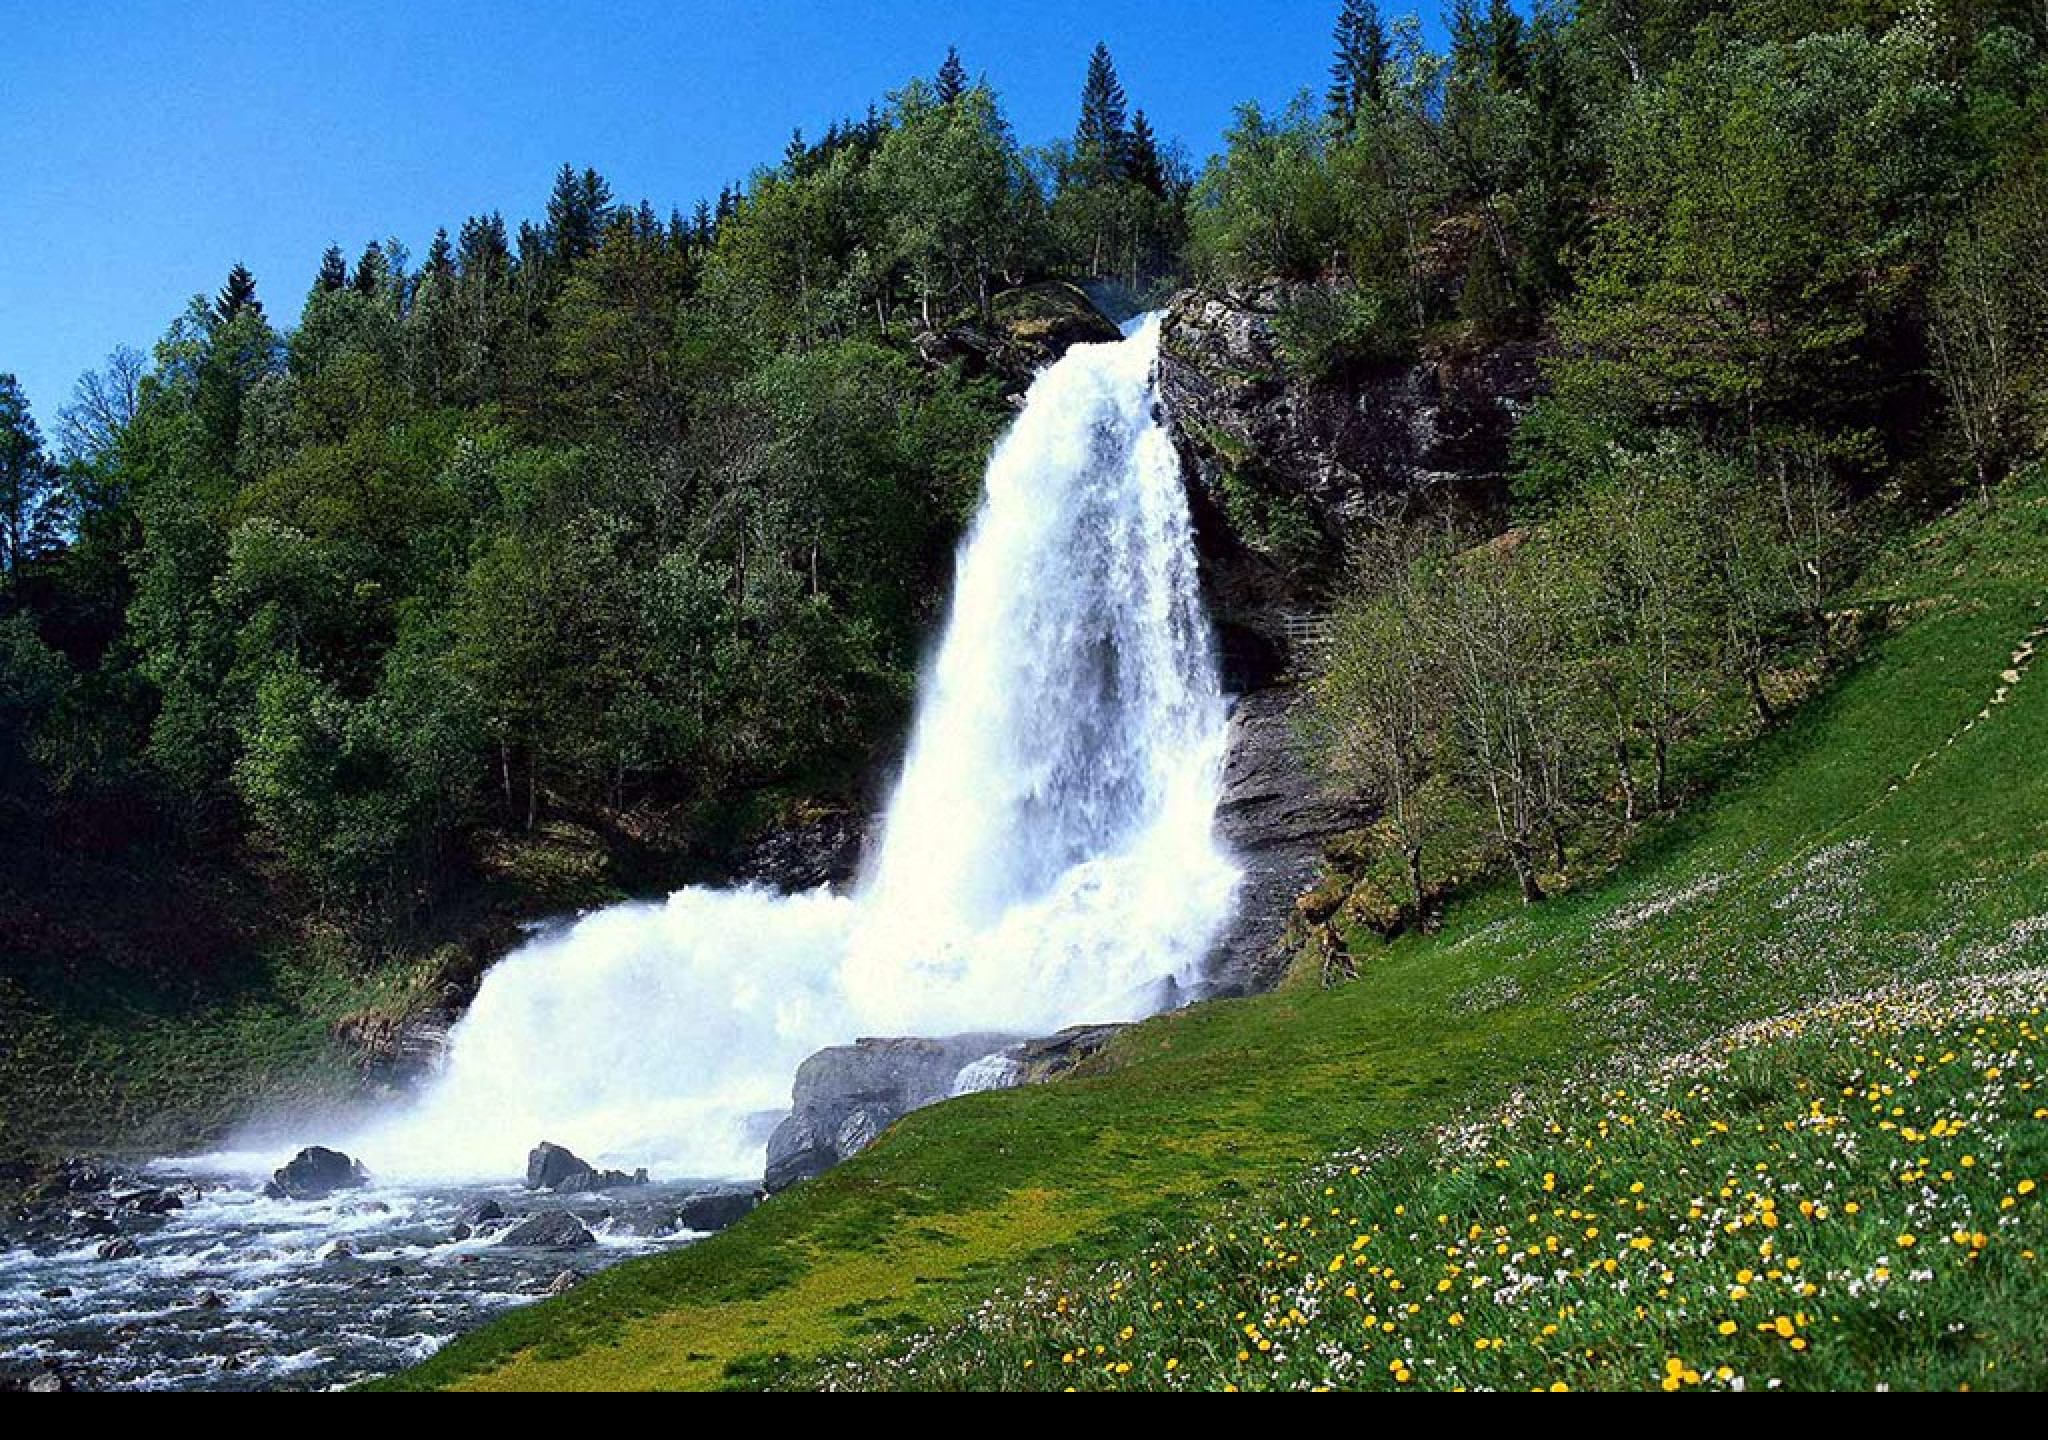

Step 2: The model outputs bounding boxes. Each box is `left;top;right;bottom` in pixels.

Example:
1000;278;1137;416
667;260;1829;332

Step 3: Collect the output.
384;477;2048;1392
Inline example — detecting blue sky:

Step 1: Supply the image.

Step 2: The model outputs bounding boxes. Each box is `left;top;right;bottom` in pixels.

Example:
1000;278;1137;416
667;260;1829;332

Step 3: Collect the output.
1;1;1384;430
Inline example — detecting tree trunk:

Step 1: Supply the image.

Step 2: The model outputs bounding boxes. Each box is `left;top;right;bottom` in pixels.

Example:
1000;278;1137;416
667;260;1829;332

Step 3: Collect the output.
1509;840;1546;905
1613;735;1639;828
1652;731;1671;811
1406;844;1427;915
1745;666;1777;729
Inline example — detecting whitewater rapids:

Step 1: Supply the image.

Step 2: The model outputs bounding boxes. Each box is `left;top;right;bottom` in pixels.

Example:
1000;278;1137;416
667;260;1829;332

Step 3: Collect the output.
345;315;1240;1181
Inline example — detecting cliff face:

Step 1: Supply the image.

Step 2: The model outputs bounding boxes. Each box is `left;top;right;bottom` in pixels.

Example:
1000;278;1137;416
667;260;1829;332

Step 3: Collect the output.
1160;282;1547;994
1159;282;1546;687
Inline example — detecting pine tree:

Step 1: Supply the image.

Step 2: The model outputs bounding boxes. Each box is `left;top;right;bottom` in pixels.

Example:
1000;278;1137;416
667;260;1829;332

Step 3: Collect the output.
457;213;512;281
0;375;64;587
546;163;615;265
785;127;808;177
936;46;969;104
316;245;349;293
1329;0;1392;131
214;263;263;324
425;227;455;277
352;240;388;297
1075;42;1131;185
1485;0;1529;93
1450;0;1486;82
1127;110;1168;197
692;199;715;247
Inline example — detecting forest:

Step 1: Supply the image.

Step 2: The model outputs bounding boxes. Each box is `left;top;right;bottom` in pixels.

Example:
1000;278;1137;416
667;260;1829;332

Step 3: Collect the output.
4;0;2048;952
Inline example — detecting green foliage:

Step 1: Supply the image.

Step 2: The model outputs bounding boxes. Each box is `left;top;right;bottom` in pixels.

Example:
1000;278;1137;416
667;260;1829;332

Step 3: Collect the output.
1269;282;1414;378
1190;96;1342;281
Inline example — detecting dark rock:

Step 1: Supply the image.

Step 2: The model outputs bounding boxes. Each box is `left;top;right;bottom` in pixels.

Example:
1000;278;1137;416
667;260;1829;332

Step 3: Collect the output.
94;1237;139;1261
193;1290;225;1311
1160;283;1544;688
914;283;1122;395
1009;1025;1129;1085
448;1224;471;1243
671;1186;759;1235
764;1033;1018;1192
459;1198;506;1228
732;810;867;892
1204;689;1374;996
500;1212;596;1250
525;1142;646;1194
266;1147;369;1201
546;1270;580;1296
39;1287;72;1300
325;1240;354;1261
73;1211;118;1239
763;1114;836;1195
115;1188;183;1216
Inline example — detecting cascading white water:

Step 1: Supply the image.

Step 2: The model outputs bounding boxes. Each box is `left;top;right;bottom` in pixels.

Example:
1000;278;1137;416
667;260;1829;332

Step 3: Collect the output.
347;316;1238;1181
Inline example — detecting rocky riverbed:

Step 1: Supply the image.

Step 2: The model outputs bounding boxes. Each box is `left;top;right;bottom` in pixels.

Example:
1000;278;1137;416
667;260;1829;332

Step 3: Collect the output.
0;1152;756;1392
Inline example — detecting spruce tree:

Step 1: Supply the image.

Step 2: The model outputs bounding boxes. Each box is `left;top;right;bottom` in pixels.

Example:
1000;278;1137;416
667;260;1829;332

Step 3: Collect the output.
425;227;455;277
546;163;615;265
785;127;808;177
0;375;63;587
352;240;387;297
1329;0;1392;131
1075;42;1131;185
1128;110;1168;197
316;245;349;293
214;263;263;324
936;46;969;104
1485;0;1529;92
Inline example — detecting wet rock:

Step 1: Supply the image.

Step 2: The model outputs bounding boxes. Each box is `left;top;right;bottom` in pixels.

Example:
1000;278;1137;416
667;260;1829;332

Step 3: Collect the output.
524;1142;646;1194
112;1187;183;1217
1204;689;1374;996
1009;1025;1129;1084
764;1033;1018;1192
459;1199;506;1229
500;1212;596;1250
672;1186;760;1235
25;1369;68;1393
95;1237;139;1261
546;1270;581;1295
193;1290;226;1311
73;1210;118;1239
732;809;867;892
324;1240;355;1261
265;1147;369;1201
39;1287;72;1300
448;1224;472;1243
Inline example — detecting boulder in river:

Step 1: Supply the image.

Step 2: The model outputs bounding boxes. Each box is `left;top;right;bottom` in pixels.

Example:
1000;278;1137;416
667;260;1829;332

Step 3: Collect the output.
265;1147;369;1201
24;1369;69;1393
459;1199;506;1229
764;1033;1018;1193
500;1211;597;1250
672;1186;760;1235
525;1142;647;1194
94;1237;139;1262
546;1270;581;1295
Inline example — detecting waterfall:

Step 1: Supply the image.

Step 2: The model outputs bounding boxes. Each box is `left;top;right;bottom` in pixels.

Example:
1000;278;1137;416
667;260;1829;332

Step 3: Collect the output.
350;316;1239;1181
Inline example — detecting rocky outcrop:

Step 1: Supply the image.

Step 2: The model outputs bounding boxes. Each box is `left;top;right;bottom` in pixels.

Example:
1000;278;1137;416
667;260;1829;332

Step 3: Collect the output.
265;1147;368;1201
525;1142;647;1194
916;282;1124;396
1160;282;1545;685
1205;690;1373;995
764;1033;1018;1193
731;809;867;892
672;1186;760;1235
498;1211;596;1250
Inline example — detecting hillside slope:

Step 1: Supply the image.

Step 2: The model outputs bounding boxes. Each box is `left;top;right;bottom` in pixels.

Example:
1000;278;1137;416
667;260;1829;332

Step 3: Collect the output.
386;478;2048;1392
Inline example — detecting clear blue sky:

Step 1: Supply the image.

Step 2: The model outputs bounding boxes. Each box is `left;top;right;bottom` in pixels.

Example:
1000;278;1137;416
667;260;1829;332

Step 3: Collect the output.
1;1;1405;431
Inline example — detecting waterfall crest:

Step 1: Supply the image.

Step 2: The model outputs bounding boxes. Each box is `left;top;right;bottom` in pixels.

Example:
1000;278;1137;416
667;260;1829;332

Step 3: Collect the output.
353;316;1239;1181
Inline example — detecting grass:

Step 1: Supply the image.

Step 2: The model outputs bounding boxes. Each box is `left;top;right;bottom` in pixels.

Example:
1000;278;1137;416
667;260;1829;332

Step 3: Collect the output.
364;474;2041;1389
